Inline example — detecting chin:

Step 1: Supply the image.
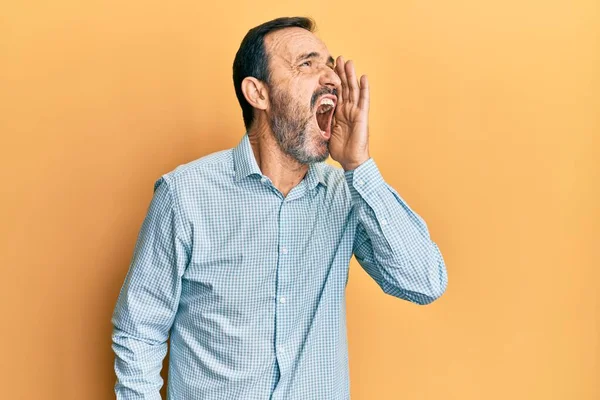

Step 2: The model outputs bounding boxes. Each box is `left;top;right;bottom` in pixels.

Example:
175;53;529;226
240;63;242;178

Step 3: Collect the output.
307;133;330;163
295;135;329;164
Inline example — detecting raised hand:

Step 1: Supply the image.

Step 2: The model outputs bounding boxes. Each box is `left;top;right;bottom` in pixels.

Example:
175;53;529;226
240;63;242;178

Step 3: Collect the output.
329;56;370;171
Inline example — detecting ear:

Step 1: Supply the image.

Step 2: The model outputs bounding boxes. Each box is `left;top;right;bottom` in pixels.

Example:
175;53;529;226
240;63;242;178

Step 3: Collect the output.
241;77;269;111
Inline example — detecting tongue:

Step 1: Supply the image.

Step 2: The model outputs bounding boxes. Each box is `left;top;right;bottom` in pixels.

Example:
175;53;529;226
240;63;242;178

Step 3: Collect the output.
316;111;328;132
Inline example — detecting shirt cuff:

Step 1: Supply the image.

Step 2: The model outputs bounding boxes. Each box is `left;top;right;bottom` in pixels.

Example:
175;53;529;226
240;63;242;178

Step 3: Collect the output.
343;158;386;203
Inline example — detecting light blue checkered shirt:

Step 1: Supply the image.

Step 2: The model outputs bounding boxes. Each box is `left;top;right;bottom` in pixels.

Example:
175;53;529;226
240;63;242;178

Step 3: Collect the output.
112;133;448;399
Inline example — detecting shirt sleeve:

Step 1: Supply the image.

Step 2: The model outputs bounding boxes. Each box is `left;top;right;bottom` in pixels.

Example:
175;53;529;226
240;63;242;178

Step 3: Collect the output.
111;176;190;399
344;158;448;305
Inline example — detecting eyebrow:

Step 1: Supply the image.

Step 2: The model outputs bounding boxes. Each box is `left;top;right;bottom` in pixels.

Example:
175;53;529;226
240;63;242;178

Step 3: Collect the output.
297;52;335;67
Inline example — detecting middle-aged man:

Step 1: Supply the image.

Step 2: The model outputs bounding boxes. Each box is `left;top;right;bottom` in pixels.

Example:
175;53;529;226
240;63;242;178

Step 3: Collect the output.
112;16;448;400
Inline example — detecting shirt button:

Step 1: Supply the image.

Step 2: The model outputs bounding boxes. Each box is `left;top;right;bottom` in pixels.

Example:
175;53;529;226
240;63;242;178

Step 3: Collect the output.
281;247;288;254
357;179;365;186
381;219;388;226
260;177;267;184
279;297;287;304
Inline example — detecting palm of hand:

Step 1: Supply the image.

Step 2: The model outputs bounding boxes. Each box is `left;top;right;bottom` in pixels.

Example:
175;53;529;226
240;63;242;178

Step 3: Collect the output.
329;57;370;171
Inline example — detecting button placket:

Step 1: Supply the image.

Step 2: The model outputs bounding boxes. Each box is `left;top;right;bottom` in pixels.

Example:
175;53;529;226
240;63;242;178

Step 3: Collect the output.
275;199;292;359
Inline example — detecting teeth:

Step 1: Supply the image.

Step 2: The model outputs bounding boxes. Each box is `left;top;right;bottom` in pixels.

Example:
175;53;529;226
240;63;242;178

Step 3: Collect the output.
320;98;335;107
316;98;335;114
317;105;333;114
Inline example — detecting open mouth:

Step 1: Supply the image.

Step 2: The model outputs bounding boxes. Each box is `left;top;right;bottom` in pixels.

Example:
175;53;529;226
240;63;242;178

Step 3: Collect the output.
314;95;336;139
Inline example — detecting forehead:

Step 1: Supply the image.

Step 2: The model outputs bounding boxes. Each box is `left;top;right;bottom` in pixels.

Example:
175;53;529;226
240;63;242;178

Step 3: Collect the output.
264;27;329;63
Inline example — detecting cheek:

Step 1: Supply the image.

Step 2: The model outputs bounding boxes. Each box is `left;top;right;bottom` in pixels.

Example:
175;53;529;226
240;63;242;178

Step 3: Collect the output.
293;77;320;105
288;92;314;114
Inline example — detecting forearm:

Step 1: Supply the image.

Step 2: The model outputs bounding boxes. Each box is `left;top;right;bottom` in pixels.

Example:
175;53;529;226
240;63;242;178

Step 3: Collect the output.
346;158;448;304
112;328;168;399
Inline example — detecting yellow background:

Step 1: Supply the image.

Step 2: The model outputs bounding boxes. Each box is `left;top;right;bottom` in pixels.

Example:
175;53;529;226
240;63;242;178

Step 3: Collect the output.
1;1;598;399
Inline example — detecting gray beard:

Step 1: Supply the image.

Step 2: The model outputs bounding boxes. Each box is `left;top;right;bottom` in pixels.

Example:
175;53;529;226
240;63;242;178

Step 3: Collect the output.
269;88;329;165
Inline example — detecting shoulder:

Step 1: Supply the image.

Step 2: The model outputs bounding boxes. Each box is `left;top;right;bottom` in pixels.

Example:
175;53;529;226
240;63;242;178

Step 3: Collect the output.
319;162;345;184
319;162;351;198
153;147;234;195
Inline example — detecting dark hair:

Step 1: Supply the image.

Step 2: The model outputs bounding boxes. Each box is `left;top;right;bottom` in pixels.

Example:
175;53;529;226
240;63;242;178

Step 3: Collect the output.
233;17;315;130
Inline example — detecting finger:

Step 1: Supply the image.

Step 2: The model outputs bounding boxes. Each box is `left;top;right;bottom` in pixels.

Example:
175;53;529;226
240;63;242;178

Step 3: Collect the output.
335;56;349;105
345;60;359;105
358;75;370;111
334;56;344;105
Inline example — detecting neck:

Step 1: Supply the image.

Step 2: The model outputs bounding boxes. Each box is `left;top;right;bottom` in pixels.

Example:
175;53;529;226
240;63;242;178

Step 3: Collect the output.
247;117;309;197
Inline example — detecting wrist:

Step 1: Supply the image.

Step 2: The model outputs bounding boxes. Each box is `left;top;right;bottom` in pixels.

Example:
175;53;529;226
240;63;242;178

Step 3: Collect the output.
341;155;370;172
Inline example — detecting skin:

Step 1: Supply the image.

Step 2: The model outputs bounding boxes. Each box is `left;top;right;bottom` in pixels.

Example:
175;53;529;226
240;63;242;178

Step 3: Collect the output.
240;27;370;197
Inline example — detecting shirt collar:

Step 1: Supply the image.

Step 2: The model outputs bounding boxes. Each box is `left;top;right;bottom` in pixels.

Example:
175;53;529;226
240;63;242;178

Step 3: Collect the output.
232;133;327;189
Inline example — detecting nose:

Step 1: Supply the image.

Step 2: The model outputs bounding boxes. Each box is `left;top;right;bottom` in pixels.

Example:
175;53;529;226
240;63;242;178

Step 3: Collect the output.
319;65;341;90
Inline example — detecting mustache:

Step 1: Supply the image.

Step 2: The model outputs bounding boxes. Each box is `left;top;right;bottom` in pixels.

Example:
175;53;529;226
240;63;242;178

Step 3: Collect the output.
310;87;338;110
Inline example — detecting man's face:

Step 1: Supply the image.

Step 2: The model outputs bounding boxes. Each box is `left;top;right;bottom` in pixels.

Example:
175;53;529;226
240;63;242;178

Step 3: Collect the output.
264;28;341;164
